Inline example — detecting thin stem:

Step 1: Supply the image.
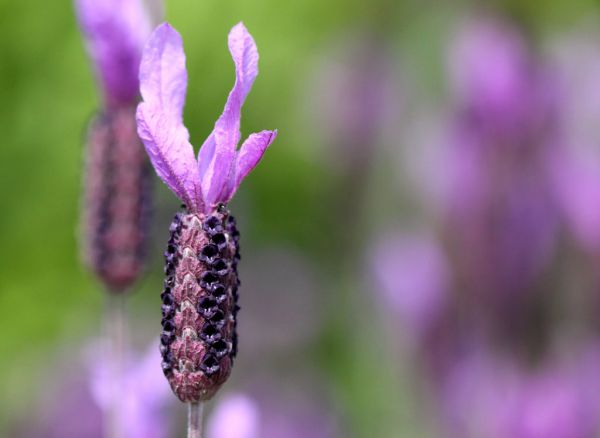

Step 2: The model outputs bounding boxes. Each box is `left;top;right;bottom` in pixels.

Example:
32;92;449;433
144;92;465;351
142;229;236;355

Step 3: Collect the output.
188;402;204;438
104;292;128;438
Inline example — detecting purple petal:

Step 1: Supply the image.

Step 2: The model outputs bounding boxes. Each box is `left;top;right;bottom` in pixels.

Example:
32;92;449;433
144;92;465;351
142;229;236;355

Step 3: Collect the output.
222;130;277;202
137;23;203;210
75;0;151;108
198;22;260;209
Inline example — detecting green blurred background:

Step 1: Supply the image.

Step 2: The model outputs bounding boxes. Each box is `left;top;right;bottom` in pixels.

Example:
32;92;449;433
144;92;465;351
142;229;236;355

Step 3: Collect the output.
1;0;600;436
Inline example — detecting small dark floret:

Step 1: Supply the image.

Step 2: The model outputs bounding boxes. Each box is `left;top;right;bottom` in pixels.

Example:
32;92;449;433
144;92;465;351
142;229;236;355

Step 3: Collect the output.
164;276;175;288
210;339;229;358
209;309;225;326
198;297;218;318
161;304;175;318
210;283;226;303
161;319;175;332
200;323;221;343
161;361;173;376
211;233;227;250
199;244;219;264
200;272;219;289
161;331;175;345
200;353;220;376
212;259;229;276
164;262;175;275
203;216;223;235
161;292;174;306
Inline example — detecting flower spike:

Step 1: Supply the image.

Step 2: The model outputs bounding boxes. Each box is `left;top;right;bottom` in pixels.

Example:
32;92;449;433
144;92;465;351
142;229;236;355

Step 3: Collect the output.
136;22;276;404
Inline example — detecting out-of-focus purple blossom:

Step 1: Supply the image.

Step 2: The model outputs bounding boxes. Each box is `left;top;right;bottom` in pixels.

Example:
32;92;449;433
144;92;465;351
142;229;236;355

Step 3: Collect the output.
207;393;260;438
136;22;277;214
75;0;153;109
510;368;595;437
550;150;600;252
89;340;173;438
442;17;561;319
440;347;521;438
21;375;103;438
208;388;341;438
369;231;449;343
440;346;600;438
548;31;600;252
309;32;401;173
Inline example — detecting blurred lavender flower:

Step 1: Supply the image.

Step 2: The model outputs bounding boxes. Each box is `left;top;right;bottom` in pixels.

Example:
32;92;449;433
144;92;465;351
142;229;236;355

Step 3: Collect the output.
19;341;173;438
207;390;340;438
207;393;260;438
21;375;103;438
75;0;152;109
76;0;157;292
442;17;560;323
136;22;276;403
370;231;449;345
547;30;600;252
89;340;173;438
309;32;401;175
441;346;600;438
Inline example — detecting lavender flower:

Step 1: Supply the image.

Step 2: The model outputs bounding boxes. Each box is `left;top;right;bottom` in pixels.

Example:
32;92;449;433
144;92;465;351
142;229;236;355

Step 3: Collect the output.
206;393;260;438
76;0;155;292
207;390;340;438
442;17;560;327
136;22;276;402
89;341;174;438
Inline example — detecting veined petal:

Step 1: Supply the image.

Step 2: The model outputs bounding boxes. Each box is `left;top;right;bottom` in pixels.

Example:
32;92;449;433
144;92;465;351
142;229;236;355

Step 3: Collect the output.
137;23;203;210
75;0;151;108
199;22;259;209
222;130;277;202
140;22;188;120
137;103;201;210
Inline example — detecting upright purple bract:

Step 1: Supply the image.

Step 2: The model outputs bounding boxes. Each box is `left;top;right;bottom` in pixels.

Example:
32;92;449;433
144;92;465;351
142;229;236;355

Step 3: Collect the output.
136;22;277;214
136;22;276;402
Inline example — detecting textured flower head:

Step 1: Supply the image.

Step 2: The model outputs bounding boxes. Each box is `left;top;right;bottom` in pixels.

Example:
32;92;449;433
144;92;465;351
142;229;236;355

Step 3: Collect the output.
75;0;153;108
136;22;277;213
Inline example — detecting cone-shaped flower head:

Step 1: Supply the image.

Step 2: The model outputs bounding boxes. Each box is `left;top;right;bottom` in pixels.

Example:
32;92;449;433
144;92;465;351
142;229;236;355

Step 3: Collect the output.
75;0;152;109
136;22;276;402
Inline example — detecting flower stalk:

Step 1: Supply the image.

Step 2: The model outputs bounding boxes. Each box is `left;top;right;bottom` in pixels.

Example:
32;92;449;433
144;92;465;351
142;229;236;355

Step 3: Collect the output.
187;402;204;438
